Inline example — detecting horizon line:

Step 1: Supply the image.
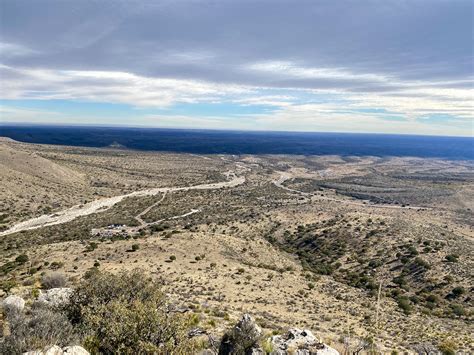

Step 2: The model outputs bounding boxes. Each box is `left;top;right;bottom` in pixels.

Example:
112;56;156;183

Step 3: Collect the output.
1;121;473;139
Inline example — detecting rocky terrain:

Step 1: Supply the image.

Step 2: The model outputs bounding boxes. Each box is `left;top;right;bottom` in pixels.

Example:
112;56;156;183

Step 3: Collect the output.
0;139;472;354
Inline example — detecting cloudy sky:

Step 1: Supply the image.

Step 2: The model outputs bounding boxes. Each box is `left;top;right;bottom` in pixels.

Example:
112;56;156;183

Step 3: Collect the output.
0;0;473;136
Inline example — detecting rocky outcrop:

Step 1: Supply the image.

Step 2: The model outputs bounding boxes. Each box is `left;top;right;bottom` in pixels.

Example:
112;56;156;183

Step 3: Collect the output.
219;314;263;354
2;294;25;313
218;314;339;355
270;328;339;355
37;288;73;307
23;345;89;355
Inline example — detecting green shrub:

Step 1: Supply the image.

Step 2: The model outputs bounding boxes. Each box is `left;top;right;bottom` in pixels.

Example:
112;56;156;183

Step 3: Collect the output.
84;242;98;252
451;286;465;297
450;304;465;317
0;279;17;292
445;254;459;263
65;269;196;354
131;244;139;252
438;339;457;355
426;294;439;304
397;297;412;315
15;254;29;264
414;257;430;269
50;261;64;270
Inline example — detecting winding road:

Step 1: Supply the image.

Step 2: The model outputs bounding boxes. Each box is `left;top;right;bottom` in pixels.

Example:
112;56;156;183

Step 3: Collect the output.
1;171;245;237
273;171;430;211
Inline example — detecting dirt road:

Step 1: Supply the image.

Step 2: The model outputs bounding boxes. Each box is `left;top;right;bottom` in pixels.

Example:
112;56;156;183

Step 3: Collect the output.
273;171;430;211
1;172;245;236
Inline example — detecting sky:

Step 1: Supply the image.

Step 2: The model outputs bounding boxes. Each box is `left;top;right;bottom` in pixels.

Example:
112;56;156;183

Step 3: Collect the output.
0;0;473;136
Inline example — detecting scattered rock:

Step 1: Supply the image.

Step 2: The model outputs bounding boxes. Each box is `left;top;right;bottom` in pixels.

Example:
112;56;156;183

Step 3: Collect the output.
37;288;73;307
23;345;89;355
271;328;339;355
2;294;25;313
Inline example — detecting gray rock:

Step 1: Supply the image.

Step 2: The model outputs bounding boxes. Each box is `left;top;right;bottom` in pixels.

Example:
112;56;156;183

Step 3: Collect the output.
37;288;73;307
23;345;89;355
44;346;64;355
63;346;90;355
219;314;263;355
2;294;25;313
23;345;64;355
271;328;339;355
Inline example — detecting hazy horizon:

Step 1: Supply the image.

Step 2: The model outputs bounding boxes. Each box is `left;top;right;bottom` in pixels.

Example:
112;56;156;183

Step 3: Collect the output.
2;121;474;139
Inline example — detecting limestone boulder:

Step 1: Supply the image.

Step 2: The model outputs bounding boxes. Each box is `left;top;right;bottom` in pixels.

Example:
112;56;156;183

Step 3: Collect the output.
37;288;73;307
271;328;339;355
2;294;25;313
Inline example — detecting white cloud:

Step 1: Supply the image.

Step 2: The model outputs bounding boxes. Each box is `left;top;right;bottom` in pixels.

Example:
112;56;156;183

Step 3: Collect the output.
247;61;390;83
0;42;38;57
0;65;252;107
0;61;472;136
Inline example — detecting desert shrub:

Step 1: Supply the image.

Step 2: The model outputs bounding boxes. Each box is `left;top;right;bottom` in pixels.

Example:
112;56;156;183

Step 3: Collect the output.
413;257;430;270
392;275;407;287
0;261;18;275
41;272;67;289
65;269;195;354
451;286;465;297
0;279;17;292
15;254;29;264
50;261;64;270
445;254;459;263
0;304;78;354
450;304;465;317
407;245;418;256
396;296;412;315
438;339;457;355
131;244;139;252
84;242;98;252
425;294;439;304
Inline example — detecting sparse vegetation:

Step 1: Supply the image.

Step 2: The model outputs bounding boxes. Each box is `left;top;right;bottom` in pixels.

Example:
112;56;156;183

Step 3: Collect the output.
0;142;472;353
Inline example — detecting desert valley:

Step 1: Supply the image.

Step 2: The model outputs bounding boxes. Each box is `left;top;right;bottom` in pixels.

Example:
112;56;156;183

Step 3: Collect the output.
0;137;472;354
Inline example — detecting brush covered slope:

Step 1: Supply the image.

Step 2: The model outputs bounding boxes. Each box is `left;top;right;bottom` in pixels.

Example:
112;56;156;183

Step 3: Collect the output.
0;139;472;354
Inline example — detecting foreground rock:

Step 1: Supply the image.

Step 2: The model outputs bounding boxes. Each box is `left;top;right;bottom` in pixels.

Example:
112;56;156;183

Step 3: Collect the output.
23;345;89;355
271;328;339;355
219;314;263;354
37;288;73;307
218;314;338;355
2;294;25;313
